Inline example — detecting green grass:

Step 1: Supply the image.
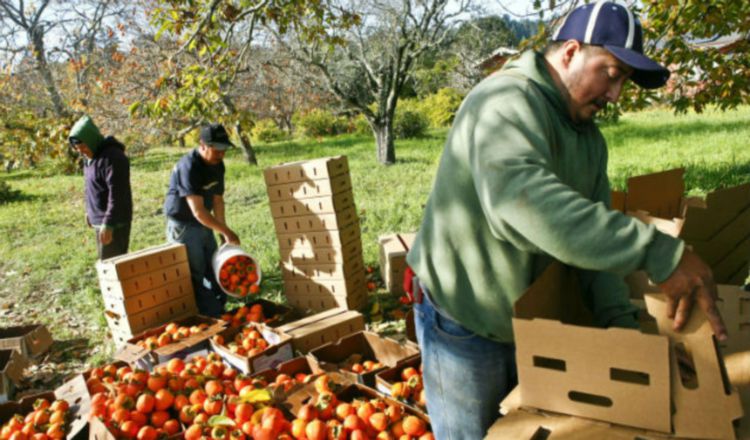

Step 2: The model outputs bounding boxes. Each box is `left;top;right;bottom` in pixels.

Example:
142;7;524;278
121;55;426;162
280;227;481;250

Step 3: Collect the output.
1;105;749;372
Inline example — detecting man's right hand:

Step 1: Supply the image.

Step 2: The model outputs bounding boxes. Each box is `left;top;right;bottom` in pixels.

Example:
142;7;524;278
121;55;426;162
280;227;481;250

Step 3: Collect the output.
222;229;240;246
657;248;727;341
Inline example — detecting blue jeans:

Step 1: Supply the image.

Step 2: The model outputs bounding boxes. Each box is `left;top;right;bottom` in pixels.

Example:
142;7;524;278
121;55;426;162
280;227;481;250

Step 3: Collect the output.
414;288;517;440
166;219;226;317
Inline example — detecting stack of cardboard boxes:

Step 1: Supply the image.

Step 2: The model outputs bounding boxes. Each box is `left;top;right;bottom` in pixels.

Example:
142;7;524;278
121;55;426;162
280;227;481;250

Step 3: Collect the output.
96;243;197;347
378;232;416;295
264;156;368;312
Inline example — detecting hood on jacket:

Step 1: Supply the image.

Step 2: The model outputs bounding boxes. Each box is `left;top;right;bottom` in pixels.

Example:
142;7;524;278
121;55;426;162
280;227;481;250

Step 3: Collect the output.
69;115;104;153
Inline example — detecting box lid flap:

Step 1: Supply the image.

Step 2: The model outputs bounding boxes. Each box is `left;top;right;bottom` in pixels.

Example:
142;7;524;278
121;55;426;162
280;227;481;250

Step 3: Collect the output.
512;262;593;325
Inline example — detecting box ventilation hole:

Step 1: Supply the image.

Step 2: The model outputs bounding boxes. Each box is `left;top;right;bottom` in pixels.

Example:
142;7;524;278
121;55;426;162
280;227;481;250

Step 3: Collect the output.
567;391;613;407
528;427;551;440
610;368;650;385
675;342;698;389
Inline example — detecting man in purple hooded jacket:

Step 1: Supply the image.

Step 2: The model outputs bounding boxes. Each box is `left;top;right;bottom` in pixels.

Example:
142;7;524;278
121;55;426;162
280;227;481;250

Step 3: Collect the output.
69;115;133;260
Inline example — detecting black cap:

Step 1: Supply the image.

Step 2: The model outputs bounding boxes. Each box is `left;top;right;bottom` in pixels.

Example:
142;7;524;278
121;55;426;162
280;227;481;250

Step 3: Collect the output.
200;123;234;150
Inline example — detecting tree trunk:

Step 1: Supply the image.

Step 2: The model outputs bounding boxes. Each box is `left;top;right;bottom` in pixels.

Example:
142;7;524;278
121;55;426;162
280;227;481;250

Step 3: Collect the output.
373;119;396;165
234;122;257;165
30;27;68;118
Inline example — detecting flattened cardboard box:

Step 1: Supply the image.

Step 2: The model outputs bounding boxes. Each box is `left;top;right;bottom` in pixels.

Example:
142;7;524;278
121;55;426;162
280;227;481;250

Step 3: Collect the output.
284;284;368;313
280;256;365;282
280;239;363;266
269;191;355;218
272;207;358;236
266;173;352;203
104;293;198;337
277;308;365;353
263;156;349;186
0;324;53;358
0;374;90;439
101;276;194;317
96;242;188;281
378;232;416;295
0;349;28;403
115;315;225;369
307;331;419;388
209;322;294;374
277;222;361;250
99;261;192;300
513;262;742;439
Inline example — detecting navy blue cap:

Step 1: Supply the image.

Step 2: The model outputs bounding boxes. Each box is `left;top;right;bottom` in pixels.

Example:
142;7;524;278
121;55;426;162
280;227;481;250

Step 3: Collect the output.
552;1;669;89
200;123;234;150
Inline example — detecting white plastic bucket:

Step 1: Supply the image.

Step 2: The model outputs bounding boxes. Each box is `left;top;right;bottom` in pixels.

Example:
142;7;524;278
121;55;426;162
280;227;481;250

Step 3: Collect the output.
212;244;262;298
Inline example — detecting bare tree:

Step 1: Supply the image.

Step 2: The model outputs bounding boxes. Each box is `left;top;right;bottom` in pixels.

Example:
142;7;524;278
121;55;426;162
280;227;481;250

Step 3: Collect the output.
273;0;472;165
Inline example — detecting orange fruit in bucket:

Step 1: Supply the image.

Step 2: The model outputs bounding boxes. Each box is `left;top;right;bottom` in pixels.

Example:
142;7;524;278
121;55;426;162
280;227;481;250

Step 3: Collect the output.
218;255;260;297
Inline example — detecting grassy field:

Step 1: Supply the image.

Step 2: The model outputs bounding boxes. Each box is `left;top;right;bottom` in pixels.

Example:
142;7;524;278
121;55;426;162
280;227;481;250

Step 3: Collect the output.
0;105;749;382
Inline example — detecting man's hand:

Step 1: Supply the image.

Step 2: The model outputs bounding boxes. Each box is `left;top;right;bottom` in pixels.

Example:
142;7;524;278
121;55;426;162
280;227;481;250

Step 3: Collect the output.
657;248;727;341
222;229;240;246
99;226;113;245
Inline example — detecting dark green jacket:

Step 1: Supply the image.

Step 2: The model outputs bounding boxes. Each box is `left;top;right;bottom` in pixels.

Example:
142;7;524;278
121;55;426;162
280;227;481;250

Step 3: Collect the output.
406;51;683;342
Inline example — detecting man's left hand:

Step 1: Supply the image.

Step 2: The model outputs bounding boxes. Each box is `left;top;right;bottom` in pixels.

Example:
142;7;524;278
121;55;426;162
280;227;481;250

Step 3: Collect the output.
99;226;113;245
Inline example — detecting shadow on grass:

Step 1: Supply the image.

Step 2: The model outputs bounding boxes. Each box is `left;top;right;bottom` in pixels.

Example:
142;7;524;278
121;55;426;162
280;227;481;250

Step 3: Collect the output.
685;161;750;192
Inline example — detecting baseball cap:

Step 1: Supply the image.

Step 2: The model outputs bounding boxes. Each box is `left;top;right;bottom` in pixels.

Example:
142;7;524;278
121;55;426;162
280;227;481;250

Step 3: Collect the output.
552;1;670;89
200;123;235;150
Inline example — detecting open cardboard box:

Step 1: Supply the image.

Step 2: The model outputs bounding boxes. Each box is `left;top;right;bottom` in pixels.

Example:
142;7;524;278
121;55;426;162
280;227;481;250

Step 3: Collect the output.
511;262;742;439
249;356;322;399
0;349;28;404
0;374;90;440
209;322;294;374
223;298;298;328
277;307;365;353
115;315;225;370
0;324;53;359
374;353;428;420
307;331;419;388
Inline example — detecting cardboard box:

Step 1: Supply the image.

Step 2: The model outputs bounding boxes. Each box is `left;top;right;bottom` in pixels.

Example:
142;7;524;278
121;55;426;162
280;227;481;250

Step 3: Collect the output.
0;374;89;439
307;331;419;388
513;262;742;439
269;191;355;218
378;233;416;295
98;261;192;300
115;315;225;369
405;308;417;345
104;293;198;341
279;239;363;266
0;324;53;359
0;349;28;404
277;308;365;353
266;173;352;203
284;284;368;313
209;323;294;374
272;207;358;235
263;156;350;186
95;243;188;281
280;256;365;282
223;299;297;328
101;276;194;317
374;354;428;420
277;221;361;250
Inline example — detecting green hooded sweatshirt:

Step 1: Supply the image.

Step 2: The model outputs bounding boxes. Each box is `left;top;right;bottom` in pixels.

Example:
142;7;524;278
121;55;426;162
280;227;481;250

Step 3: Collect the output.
406;51;684;343
69;115;104;153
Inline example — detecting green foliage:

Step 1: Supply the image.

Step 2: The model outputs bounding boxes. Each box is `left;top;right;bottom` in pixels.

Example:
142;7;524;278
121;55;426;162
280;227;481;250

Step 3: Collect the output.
420;88;464;127
414;56;460;97
293;109;348;138
0;109;76;174
394;109;429;139
252;119;287;143
353;114;372;135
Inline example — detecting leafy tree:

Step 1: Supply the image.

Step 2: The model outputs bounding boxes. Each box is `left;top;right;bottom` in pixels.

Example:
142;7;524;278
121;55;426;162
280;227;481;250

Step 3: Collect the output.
274;0;471;165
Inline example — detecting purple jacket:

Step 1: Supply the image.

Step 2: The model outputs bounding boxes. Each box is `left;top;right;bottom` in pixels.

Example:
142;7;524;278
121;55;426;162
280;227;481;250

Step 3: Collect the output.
84;136;132;227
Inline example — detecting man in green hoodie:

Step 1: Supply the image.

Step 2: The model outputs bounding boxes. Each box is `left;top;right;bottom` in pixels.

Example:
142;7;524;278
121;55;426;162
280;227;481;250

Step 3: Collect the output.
406;2;727;438
69;115;133;260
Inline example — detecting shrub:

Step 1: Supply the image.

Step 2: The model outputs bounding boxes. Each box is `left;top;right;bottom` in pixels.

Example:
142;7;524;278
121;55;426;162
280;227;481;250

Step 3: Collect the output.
421;88;464;127
294;109;344;138
394;109;429;139
353;114;372;135
251;119;286;143
0;180;21;204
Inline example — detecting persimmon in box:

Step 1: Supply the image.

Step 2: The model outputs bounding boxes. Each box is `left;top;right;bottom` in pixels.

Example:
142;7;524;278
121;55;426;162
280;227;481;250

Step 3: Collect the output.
286;374;434;440
249;356;319;397
210;323;294;374
374;354;427;420
115;315;225;370
221;300;296;329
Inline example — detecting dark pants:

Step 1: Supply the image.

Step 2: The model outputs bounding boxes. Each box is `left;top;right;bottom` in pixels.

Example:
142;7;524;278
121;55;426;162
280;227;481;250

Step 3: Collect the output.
166;218;226;317
414;286;517;440
97;223;131;260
